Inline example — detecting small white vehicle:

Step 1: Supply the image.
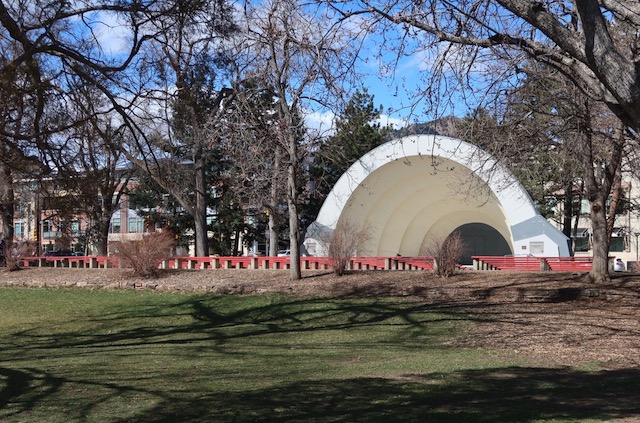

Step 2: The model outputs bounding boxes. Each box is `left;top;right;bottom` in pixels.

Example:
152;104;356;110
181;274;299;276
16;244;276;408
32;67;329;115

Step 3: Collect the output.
613;258;625;272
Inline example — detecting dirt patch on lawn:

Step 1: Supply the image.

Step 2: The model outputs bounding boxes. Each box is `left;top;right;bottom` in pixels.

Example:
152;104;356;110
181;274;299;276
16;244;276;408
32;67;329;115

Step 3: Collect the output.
2;267;640;369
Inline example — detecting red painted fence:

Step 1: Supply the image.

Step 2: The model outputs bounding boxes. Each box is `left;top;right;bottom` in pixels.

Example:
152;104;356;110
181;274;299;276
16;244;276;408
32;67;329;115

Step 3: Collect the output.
471;256;613;272
17;255;434;271
17;254;614;272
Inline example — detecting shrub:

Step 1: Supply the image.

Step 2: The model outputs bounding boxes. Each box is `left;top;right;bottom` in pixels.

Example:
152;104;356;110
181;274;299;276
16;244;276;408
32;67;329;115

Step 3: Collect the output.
421;231;466;278
327;220;371;276
114;232;175;278
4;241;35;271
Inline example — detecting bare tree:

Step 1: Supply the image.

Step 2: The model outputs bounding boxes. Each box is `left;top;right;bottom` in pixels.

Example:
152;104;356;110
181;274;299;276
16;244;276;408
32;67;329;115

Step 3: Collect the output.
326;219;372;276
0;1;184;143
0;42;52;250
421;231;466;278
232;0;362;279
459;64;633;274
331;0;640;282
575;102;627;278
216;78;288;256
44;82;132;256
0;1;237;257
114;0;237;257
336;0;640;127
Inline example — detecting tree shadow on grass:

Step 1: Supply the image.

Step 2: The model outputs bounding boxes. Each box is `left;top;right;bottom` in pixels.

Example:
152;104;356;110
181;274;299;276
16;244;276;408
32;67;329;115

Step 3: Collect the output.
1;296;466;360
123;366;640;423
2;293;640;422
2;365;639;423
0;367;59;412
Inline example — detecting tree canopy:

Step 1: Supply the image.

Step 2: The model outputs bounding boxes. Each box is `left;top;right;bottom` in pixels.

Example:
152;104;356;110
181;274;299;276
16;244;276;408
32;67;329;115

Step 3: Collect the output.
2;0;640;283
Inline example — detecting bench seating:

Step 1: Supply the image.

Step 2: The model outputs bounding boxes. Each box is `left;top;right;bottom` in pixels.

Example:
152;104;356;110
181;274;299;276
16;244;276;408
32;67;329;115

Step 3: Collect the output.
545;257;593;271
472;256;544;271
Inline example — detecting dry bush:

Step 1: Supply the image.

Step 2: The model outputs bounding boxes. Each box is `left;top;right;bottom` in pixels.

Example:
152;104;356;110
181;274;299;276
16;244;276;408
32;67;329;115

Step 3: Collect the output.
114;232;175;278
327;220;371;276
4;241;35;271
421;231;467;278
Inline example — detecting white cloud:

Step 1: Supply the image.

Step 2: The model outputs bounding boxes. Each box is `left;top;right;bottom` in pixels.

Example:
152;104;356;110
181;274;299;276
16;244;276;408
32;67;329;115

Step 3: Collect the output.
304;109;408;139
304;109;336;137
91;12;132;55
376;114;408;130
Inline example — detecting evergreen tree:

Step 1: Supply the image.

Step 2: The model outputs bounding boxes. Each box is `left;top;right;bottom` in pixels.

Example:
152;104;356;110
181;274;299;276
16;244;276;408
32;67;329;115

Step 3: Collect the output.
312;89;390;207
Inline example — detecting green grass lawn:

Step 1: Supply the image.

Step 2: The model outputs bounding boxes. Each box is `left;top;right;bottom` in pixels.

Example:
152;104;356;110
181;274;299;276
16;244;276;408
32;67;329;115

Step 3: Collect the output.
0;287;638;422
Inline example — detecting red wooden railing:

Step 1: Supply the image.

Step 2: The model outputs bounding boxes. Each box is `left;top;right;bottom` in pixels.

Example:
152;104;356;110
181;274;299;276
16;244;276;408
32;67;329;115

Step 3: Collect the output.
471;255;615;272
17;255;432;271
17;254;617;272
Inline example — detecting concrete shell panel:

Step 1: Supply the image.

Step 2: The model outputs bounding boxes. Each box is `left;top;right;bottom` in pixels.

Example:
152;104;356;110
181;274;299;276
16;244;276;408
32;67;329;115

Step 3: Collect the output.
309;135;569;257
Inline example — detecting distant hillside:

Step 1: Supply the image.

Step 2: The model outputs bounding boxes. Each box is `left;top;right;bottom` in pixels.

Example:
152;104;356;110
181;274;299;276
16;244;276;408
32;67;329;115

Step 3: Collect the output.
387;116;465;140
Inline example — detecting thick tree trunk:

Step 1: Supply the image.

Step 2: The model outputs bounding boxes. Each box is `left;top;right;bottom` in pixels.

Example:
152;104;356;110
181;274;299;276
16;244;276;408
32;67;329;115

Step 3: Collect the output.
194;207;208;257
268;211;278;257
268;150;281;257
562;183;574;255
287;172;301;280
575;101;624;283
589;194;610;283
194;152;209;257
94;218;110;256
0;164;14;245
574;0;640;128
93;196;117;256
287;140;301;280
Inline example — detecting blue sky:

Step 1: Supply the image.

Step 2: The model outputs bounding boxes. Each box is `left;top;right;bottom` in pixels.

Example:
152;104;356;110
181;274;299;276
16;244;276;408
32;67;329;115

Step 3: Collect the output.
343;23;483;131
84;4;477;135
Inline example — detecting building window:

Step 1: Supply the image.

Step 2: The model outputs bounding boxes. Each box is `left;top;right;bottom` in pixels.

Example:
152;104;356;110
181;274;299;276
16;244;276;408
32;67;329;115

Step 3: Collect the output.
128;217;144;233
610;237;624;252
574;237;590;252
572;228;590;252
109;217;121;234
42;220;55;239
579;199;590;215
71;221;81;236
14;222;23;239
609;228;626;252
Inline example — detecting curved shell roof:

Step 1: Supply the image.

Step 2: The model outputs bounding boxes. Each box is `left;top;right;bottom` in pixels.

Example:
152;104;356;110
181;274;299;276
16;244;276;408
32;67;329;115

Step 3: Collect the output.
311;135;569;257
